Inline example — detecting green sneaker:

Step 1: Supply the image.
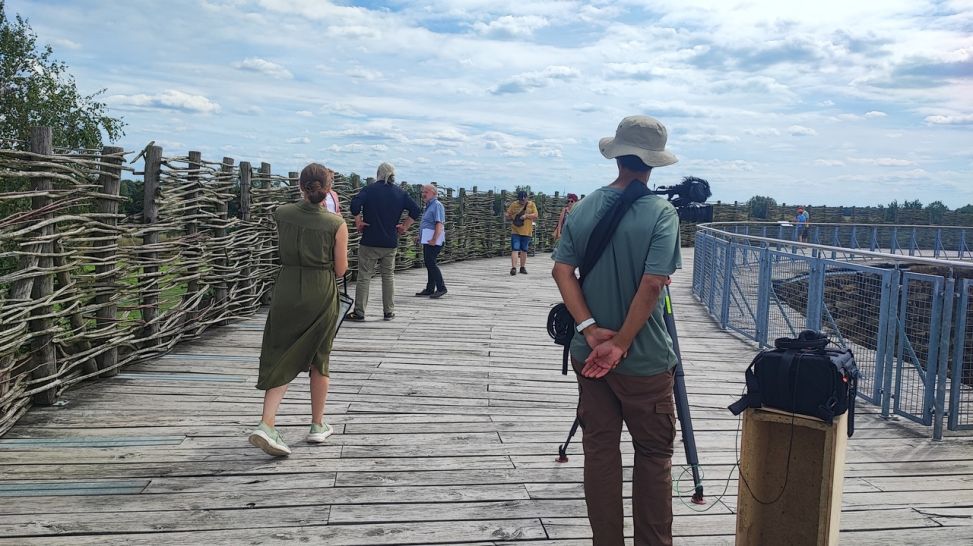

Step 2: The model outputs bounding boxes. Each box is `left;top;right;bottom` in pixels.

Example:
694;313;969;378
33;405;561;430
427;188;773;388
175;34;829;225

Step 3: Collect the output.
248;422;291;456
307;422;334;443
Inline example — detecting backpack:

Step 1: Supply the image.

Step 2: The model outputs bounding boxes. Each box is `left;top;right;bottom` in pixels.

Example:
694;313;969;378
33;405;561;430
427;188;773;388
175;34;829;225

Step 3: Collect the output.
728;331;860;436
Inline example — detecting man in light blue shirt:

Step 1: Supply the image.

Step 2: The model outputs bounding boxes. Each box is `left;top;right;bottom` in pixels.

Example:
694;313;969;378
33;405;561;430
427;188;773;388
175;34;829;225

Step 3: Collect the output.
416;184;446;298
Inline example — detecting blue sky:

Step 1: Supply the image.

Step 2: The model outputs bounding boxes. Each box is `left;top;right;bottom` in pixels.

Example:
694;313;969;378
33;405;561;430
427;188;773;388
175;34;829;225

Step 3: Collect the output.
8;0;973;207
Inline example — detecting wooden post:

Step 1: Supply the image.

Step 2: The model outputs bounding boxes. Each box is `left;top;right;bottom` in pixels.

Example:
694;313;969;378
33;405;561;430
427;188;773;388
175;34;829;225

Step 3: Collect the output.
28;127;58;405
214;157;233;325
239;161;251;222
94;146;125;376
181;151;203;327
140;144;163;347
259;162;273;305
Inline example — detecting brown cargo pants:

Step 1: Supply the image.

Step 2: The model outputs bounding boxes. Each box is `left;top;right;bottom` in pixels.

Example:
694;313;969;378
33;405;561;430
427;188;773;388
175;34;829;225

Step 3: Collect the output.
573;359;676;546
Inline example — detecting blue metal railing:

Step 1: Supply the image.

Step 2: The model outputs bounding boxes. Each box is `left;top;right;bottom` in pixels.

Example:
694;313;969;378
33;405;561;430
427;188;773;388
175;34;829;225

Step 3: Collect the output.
693;223;973;439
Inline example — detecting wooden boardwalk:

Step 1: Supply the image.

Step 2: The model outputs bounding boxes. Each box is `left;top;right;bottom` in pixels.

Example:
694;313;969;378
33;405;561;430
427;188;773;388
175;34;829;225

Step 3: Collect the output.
1;253;971;545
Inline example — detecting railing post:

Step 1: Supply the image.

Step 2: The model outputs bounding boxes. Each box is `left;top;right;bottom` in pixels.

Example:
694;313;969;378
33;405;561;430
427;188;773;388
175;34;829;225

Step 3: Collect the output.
27;127;58;405
140;144;163;348
805;256;824;331
909;227;918;256
880;268;902;417
949;280;969;431
756;247;772;347
94;145;125;377
933;278;954;440
719;243;735;328
934;228;943;258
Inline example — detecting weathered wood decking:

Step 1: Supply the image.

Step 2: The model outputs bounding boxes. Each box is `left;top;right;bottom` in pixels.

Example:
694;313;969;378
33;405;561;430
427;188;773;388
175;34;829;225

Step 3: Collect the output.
1;253;971;545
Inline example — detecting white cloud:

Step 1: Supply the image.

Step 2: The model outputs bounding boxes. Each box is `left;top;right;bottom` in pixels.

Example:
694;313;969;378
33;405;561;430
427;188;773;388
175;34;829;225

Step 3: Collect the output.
108;90;221;114
864;111;887;118
347;68;383;80
787;125;818;136
472;15;550;38
51;38;81;50
815;159;845;166
847;157;916;166
925;114;973;125
233;57;293;79
296;110;314;117
490;65;580;94
286;136;311;144
745;128;782;137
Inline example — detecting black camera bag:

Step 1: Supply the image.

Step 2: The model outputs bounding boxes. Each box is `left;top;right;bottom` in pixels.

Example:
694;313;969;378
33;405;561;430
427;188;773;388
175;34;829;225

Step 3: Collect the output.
728;331;860;437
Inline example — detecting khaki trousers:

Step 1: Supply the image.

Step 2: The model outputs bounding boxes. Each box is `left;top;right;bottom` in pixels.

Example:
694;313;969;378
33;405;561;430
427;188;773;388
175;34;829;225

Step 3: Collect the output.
354;245;397;315
573;359;676;546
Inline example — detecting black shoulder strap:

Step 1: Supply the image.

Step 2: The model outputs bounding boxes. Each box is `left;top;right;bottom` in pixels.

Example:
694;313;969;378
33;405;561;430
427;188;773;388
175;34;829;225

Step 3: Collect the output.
579;180;650;284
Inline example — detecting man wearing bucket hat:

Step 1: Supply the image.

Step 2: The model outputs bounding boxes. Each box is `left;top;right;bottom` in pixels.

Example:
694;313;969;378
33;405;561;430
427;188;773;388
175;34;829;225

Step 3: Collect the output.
551;115;682;545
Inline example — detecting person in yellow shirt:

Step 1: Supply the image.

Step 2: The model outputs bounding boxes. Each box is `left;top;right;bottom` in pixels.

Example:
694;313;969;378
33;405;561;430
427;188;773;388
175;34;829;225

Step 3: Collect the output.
505;190;539;275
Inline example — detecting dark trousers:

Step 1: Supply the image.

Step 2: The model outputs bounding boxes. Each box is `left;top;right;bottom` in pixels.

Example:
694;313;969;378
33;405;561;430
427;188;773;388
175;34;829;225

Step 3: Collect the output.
573;359;676;546
423;244;445;292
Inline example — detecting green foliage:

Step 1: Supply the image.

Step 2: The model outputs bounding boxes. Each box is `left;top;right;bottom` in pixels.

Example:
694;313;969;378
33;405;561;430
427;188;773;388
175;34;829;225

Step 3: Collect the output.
0;1;124;150
884;199;899;222
746;195;777;219
925;200;948;224
956;204;973;214
902;199;923;210
119;179;143;219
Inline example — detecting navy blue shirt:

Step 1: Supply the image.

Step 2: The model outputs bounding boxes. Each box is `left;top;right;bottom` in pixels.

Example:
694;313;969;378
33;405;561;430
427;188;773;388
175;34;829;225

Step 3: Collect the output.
350;181;421;248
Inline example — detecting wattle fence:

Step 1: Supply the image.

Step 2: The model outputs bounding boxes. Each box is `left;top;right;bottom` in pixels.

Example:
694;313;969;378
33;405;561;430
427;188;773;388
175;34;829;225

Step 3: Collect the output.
0;128;576;435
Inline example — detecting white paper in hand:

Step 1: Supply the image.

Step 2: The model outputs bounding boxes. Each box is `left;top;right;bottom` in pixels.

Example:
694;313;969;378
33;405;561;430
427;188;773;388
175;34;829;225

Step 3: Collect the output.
421;228;445;245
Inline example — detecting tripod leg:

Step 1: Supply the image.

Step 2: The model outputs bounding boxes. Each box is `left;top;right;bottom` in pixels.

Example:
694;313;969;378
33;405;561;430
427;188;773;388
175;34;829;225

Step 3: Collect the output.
665;286;705;504
556;416;581;463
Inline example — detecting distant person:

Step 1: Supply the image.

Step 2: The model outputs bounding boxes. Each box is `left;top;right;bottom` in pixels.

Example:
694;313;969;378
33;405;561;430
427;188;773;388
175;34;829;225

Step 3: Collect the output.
553;193;579;241
505;190;538;275
552;115;682;545
346;162;420;321
796;206;809;242
415;184;447;298
250;163;349;456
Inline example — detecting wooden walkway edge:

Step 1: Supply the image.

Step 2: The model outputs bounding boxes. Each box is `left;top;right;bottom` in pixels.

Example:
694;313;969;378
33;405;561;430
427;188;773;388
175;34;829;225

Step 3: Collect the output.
1;253;971;544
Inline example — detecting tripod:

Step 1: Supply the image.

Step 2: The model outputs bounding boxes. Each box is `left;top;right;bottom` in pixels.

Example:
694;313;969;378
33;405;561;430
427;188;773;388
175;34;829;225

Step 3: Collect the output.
555;285;705;505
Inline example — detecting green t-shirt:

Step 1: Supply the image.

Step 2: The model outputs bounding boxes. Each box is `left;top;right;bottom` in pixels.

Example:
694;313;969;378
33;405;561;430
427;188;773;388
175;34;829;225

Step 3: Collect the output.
551;186;682;376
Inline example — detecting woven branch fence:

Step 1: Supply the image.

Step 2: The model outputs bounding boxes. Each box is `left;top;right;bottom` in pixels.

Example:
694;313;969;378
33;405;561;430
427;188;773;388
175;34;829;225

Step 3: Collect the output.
0;128;582;435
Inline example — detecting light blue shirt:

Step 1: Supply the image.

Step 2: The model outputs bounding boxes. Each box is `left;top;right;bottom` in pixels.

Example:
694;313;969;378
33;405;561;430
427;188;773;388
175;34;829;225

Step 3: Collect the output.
420;198;445;233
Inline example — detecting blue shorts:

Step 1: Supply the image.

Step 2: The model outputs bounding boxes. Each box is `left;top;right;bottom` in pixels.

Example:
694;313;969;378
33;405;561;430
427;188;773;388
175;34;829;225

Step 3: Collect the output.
511;234;532;252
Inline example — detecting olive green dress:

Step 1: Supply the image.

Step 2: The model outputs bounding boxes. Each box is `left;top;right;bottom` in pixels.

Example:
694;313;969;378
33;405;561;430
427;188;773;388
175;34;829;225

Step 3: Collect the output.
257;201;344;390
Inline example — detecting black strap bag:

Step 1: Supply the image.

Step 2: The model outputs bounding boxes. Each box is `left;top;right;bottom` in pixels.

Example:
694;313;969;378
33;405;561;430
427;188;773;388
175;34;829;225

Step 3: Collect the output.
546;180;649;374
728;330;860;436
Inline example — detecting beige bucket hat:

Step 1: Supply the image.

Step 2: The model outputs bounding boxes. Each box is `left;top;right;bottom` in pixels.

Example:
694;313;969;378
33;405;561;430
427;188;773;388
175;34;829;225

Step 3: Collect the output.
599;115;678;167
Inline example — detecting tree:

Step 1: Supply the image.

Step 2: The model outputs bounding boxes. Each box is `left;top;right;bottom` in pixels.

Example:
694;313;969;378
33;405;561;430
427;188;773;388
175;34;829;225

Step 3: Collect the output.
884;199;899;222
0;1;124;149
746;195;777;219
902;199;923;210
925;201;948;224
956;204;973;214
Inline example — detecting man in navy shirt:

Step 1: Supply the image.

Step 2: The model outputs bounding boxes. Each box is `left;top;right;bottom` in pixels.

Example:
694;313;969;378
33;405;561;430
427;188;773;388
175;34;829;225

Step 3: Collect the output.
346;163;420;321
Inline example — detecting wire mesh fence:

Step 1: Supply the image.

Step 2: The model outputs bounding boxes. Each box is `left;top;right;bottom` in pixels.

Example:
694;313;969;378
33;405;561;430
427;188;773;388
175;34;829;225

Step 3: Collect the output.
693;223;973;439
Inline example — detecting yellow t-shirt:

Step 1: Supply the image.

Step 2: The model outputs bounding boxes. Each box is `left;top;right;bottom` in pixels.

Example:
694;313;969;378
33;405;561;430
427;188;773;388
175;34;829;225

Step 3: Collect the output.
507;200;538;236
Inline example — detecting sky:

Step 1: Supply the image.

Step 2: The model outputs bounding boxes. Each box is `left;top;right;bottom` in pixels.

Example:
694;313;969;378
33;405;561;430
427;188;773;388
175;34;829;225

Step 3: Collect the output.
7;0;973;207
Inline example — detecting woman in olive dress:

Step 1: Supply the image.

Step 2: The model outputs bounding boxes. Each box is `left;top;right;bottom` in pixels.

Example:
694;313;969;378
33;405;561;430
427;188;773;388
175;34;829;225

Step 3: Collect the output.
249;163;349;456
